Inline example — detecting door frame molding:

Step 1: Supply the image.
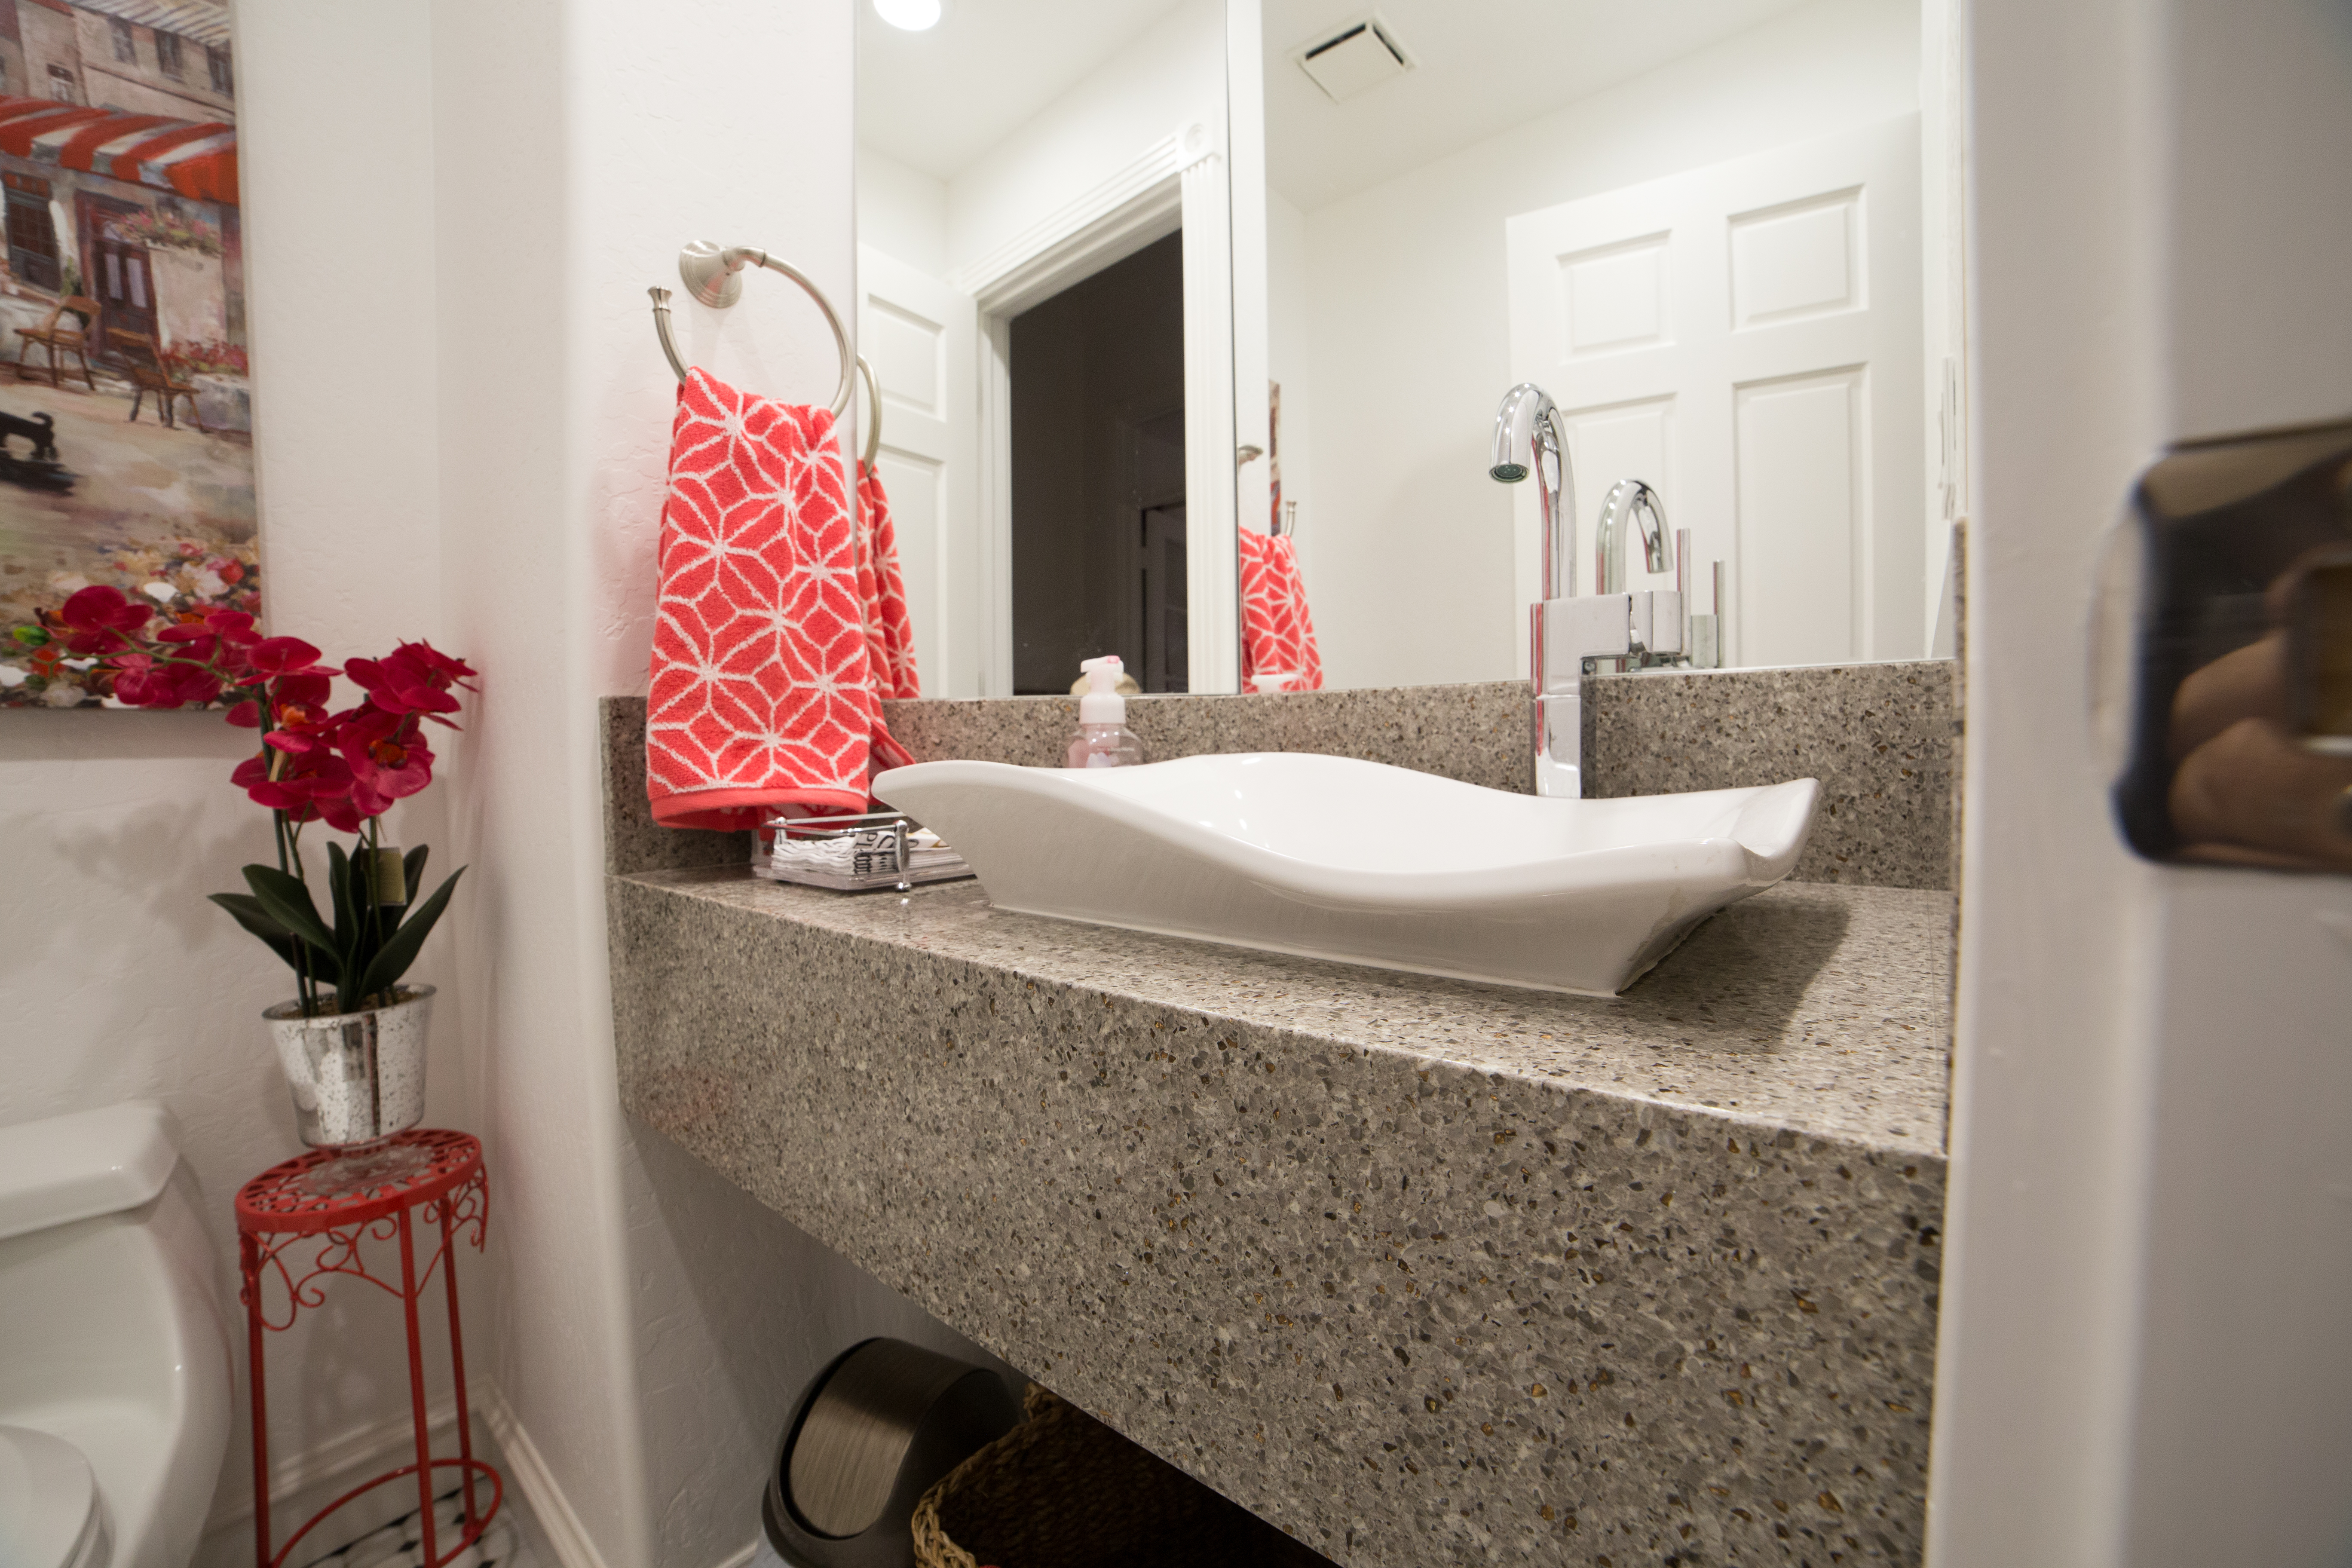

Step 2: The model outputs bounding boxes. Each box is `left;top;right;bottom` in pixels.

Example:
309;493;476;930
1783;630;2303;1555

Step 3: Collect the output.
953;121;1240;695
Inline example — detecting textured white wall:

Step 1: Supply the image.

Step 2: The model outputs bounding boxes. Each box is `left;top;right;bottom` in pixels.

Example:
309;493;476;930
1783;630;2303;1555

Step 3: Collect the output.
432;3;997;1565
857;147;950;278
1936;0;2352;1562
1286;0;1919;689
944;0;1224;281
7;9;1016;1568
426;1;653;1562
1;3;455;1556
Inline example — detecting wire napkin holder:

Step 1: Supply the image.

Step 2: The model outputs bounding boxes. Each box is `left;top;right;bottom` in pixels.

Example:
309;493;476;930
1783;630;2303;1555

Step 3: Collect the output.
753;811;973;893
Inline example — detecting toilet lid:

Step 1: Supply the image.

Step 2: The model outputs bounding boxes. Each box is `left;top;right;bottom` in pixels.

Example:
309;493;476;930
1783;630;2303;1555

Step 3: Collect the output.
0;1425;109;1568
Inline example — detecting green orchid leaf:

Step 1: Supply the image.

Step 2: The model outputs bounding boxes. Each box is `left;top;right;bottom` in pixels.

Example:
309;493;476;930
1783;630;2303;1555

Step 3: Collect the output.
402;845;428;908
325;842;362;1012
326;841;353;946
208;892;302;974
240;864;342;982
353;866;466;1006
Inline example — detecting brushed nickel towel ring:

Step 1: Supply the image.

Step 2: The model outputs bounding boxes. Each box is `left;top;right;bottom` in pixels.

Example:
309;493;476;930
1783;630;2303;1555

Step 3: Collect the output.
855;354;881;470
649;240;853;418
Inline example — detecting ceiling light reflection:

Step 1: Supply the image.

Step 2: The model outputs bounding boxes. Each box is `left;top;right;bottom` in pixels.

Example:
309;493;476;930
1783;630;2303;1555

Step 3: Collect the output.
874;0;941;31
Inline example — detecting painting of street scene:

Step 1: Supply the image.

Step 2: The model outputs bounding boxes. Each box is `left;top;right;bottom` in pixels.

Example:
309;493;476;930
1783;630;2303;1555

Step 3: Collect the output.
0;0;255;708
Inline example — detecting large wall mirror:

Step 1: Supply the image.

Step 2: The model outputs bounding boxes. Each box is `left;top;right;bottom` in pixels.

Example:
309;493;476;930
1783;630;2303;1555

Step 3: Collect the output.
854;0;1240;698
854;0;1967;696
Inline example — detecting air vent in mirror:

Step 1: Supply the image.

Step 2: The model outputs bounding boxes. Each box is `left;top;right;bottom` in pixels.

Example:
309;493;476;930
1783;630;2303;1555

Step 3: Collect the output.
1292;13;1413;103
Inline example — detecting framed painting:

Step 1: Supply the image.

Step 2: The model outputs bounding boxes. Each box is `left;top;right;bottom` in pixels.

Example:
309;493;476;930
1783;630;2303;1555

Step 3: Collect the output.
0;0;254;708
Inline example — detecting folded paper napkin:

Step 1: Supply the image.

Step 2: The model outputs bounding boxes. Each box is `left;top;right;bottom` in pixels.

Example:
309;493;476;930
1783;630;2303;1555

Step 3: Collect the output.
647;368;913;829
1238;527;1324;692
854;460;921;700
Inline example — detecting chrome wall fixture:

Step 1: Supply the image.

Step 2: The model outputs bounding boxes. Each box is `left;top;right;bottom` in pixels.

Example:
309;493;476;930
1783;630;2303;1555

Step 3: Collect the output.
855;353;882;470
649;240;855;417
2108;417;2352;873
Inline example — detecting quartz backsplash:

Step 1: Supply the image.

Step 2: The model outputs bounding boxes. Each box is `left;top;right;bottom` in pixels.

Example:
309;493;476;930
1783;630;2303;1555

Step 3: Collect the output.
604;660;1957;889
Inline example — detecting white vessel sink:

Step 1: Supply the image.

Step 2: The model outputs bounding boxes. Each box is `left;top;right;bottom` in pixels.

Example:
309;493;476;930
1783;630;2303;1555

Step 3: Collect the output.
872;753;1818;995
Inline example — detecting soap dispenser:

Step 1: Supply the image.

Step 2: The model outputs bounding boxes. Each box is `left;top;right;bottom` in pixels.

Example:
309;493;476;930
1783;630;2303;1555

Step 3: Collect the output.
1066;655;1146;769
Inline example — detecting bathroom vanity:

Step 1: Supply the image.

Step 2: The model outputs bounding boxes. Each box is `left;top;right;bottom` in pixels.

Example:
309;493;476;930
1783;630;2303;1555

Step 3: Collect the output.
604;665;1956;1568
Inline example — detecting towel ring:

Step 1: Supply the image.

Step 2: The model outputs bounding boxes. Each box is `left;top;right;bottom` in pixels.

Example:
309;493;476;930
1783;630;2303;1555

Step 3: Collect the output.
855;354;882;470
649;240;854;418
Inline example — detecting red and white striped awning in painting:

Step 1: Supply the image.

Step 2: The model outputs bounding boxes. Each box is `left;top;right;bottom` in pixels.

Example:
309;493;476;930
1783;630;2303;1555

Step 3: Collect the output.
0;96;236;206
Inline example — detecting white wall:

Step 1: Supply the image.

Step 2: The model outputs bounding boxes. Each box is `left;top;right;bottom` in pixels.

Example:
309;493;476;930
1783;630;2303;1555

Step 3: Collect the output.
1;5;458;1559
431;3;970;1565
1282;0;1919;688
1917;0;1969;651
943;0;1224;283
7;9;1023;1568
1935;0;2352;1563
856;147;949;279
1265;187;1312;539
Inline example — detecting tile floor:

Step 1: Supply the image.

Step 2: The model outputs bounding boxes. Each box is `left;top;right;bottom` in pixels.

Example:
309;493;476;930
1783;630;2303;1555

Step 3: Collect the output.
293;1483;540;1568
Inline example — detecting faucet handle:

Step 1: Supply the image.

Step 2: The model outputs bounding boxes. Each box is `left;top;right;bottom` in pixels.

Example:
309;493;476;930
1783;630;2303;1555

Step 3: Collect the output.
1536;595;1631;694
1631;591;1683;658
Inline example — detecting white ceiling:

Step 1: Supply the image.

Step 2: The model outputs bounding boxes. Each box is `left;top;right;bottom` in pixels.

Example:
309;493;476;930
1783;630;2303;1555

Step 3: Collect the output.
1265;0;1825;209
858;0;1191;182
858;0;1834;202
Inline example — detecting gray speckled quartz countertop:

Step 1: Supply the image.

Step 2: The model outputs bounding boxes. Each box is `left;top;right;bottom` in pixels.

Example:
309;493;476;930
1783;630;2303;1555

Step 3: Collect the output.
610;862;1951;1567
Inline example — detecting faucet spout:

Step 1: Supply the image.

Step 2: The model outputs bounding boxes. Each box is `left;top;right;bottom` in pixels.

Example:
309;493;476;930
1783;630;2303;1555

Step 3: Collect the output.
1489;383;1575;600
1594;479;1673;595
1488;388;1685;797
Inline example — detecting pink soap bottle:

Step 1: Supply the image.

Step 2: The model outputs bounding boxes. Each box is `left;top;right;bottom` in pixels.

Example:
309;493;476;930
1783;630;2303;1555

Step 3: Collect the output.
1066;655;1145;769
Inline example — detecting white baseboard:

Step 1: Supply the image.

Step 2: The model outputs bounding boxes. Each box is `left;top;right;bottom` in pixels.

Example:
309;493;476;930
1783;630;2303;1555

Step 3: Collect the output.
198;1381;754;1568
478;1386;613;1568
204;1393;461;1532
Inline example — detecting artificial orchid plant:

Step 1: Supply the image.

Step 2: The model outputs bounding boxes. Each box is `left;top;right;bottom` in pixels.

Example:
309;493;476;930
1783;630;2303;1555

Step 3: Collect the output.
21;585;475;1017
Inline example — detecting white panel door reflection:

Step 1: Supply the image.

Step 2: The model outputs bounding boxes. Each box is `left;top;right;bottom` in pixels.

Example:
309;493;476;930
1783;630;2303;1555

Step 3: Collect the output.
1736;369;1863;665
1559;396;1675;596
1507;117;1920;667
858;244;980;695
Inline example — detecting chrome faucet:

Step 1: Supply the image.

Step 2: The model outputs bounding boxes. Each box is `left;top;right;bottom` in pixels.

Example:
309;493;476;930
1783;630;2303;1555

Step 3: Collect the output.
1594;478;1672;675
1594;478;1670;595
1489;384;1682;797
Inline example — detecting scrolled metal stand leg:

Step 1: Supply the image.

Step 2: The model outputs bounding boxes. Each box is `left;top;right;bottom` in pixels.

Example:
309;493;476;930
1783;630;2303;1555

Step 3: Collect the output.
242;1233;272;1568
441;1194;485;1535
396;1210;438;1568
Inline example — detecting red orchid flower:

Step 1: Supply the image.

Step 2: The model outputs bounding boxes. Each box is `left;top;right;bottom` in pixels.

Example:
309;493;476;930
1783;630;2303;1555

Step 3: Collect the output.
153;626;220;665
248;636;333;679
345;648;462;719
233;748;358;825
112;654;223;708
394;640;478;688
204;609;261;646
342;709;435;809
56;585;153;636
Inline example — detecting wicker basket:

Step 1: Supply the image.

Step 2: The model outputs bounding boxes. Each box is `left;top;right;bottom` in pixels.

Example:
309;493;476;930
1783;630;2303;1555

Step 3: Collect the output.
910;1385;1330;1568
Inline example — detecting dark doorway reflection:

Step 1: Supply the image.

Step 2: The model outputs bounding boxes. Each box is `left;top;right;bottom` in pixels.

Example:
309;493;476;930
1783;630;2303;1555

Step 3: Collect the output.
1009;230;1186;694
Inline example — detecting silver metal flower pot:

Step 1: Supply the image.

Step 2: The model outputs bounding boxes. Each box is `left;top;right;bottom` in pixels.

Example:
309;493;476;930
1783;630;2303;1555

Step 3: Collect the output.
264;985;434;1149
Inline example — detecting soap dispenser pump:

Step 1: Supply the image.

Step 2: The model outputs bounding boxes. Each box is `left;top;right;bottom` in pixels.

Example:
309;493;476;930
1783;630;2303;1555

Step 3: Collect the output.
1066;655;1146;769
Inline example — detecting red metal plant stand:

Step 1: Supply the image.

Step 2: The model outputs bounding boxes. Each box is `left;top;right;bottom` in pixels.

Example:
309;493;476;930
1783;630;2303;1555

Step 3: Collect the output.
236;1130;500;1568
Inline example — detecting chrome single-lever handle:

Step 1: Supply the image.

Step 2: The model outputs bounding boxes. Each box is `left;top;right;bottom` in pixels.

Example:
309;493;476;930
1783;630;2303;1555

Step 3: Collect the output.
1530;591;1684;797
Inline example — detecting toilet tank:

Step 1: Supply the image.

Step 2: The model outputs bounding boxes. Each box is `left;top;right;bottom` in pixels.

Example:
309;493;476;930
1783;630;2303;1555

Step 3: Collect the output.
0;1103;233;1568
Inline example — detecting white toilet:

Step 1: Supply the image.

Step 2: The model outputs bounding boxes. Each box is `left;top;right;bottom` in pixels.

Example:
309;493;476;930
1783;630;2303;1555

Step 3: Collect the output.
0;1103;233;1568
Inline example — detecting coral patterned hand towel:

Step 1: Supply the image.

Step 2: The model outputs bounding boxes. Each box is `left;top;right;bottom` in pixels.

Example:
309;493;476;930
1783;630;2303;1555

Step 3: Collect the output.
647;369;913;830
854;460;921;699
1238;527;1324;692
